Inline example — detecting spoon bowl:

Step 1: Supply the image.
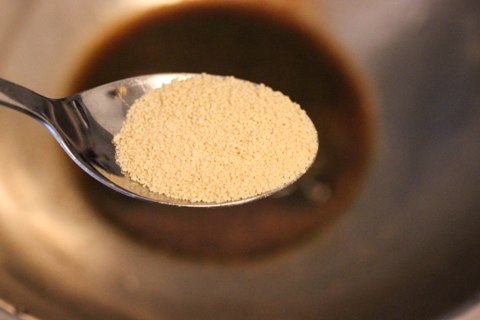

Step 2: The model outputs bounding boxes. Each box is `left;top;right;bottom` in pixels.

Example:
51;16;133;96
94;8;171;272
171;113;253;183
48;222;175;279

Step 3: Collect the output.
0;74;315;207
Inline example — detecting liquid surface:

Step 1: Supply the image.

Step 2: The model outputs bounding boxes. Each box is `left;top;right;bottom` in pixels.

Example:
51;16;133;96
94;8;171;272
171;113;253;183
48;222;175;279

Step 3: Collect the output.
68;2;373;260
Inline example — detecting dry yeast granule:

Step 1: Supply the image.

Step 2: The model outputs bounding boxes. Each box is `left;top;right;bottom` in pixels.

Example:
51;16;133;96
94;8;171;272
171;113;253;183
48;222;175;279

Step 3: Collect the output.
113;74;318;203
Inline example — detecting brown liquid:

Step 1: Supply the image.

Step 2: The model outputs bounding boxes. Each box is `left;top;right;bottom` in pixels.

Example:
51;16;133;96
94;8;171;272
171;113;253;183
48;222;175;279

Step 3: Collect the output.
67;2;373;261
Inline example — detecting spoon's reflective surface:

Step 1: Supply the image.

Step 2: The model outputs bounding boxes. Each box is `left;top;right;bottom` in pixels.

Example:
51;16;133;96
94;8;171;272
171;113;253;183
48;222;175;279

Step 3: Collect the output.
0;74;315;207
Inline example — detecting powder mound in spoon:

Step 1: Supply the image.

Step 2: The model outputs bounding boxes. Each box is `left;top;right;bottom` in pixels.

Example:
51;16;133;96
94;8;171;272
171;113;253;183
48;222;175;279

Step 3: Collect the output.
113;74;318;203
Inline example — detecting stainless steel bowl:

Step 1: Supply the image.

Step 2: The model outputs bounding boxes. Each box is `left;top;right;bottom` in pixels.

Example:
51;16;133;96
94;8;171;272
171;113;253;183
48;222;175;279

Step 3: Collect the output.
0;0;479;319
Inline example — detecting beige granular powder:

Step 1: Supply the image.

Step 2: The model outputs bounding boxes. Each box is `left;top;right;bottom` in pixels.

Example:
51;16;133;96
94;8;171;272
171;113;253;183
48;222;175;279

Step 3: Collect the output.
113;74;318;203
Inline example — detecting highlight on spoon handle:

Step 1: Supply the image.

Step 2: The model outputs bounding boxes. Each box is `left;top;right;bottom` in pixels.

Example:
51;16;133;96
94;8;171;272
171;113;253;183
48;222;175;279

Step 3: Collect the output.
0;78;51;122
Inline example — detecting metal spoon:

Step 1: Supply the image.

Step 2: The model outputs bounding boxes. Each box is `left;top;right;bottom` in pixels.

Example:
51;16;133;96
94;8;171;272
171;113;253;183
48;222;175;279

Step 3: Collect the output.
0;74;314;207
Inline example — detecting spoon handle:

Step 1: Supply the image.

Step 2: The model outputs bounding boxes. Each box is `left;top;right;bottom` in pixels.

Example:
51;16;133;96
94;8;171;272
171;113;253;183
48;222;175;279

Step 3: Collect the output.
0;78;51;123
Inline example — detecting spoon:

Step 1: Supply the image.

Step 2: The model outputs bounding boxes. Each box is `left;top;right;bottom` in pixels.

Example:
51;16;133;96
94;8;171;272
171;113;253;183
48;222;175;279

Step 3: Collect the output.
0;74;314;207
